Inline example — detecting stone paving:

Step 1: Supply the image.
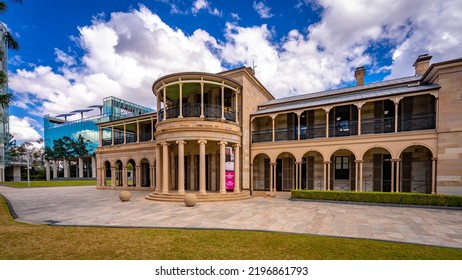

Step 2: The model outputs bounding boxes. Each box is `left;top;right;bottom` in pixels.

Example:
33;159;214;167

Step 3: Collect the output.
1;186;462;249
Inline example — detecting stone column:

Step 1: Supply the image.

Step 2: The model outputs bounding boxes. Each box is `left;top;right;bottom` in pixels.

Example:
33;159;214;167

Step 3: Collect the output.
122;167;127;187
233;144;240;193
123;123;127;144
63;159;69;178
358;160;364;192
323;160;331;191
150;165;155;189
111;167;116;187
198;139;207;194
91;157;96;178
136;122;140;143
357;107;362;136
78;158;84;178
272;116;275;142
432;157;437;194
273;162;277;192
111;126;114;145
396;160;401;192
163;87;167;121
391;160;395;192
136;165;141;187
45;160;50;181
219;141;227;194
235;90;239;123
297;113;301;141
162;142;169;193
53;160;58;179
177;140;186;194
178;79;183;118
269;162;274;192
354;160;359;191
98;128;103;146
394;101;399;133
200;78;205;118
325;108;330;138
221;83;225;120
295;162;302;190
155;144;161;192
323;161;327;191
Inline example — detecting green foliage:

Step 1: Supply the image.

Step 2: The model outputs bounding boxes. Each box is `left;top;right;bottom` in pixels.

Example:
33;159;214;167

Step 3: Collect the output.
45;135;91;159
291;190;462;207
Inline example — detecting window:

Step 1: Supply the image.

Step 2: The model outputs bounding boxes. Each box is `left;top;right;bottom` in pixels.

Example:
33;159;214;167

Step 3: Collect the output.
335;156;349;179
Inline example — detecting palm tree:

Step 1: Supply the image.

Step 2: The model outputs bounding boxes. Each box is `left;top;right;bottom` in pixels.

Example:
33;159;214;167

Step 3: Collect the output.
0;0;22;108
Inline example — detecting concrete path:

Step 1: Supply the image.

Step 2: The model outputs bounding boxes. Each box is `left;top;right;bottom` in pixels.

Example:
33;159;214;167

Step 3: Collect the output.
1;186;462;249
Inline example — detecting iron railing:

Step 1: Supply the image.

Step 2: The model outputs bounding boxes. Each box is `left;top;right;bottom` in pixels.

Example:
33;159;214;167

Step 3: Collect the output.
398;113;435;132
361;117;395;134
158;103;236;122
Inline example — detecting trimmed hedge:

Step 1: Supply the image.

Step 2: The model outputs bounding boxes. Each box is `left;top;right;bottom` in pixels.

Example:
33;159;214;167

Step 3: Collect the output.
291;190;462;208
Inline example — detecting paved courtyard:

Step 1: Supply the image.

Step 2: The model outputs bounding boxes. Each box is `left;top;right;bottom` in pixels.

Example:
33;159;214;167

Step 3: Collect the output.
1;186;462;249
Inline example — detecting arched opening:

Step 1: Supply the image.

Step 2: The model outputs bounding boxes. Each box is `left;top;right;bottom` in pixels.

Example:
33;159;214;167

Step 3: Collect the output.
140;158;150;187
330;149;356;191
362;147;393;192
252;153;271;191
300;151;324;190
104;161;111;186
400;145;433;193
115;160;123;186
127;159;136;187
276;152;296;191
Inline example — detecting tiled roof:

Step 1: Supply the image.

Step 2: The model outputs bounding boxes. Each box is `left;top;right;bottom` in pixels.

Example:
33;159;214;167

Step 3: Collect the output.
263;75;422;106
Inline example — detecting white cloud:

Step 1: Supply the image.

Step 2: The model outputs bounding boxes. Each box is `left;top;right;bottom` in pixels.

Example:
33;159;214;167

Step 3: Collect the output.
10;5;223;117
253;1;274;19
191;0;221;16
9;115;42;143
54;48;76;66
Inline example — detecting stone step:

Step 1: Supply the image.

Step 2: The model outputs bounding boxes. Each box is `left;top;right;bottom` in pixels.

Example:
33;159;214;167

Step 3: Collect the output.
145;191;250;202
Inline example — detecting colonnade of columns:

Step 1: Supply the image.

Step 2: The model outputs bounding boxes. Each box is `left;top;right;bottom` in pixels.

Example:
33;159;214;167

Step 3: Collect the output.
45;157;97;181
97;140;242;193
156;139;241;194
258;94;438;142
256;157;438;194
157;79;240;123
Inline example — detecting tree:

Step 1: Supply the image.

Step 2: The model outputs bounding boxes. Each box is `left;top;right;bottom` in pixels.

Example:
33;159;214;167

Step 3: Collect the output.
0;0;22;109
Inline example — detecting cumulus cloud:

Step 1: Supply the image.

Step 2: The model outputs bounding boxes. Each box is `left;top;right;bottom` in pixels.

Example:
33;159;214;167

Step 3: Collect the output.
9;115;42;142
191;0;221;16
253;1;274;19
10;5;222;117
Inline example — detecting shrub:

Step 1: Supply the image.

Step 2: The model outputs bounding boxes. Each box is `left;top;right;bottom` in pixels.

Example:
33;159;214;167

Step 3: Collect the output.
291;190;462;207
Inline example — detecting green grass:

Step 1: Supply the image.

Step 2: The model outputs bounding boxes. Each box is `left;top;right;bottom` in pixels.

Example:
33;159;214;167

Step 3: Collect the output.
0;196;461;259
0;180;96;188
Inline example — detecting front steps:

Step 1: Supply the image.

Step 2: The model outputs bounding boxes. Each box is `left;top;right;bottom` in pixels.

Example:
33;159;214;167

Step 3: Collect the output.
145;191;251;202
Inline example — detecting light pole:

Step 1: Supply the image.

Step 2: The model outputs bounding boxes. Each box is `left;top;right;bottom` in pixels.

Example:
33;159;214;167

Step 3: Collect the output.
26;150;30;188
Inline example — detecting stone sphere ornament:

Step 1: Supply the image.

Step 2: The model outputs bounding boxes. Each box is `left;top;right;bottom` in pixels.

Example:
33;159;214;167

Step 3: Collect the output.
184;193;197;207
119;190;132;202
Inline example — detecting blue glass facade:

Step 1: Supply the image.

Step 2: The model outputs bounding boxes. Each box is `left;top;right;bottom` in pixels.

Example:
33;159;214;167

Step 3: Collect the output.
44;96;153;158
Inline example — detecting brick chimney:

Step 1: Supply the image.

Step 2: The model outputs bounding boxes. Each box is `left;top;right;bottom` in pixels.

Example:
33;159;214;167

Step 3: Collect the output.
355;67;366;86
413;54;432;76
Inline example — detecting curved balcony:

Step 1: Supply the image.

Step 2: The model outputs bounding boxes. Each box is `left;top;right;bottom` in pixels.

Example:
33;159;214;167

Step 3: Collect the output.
153;72;242;126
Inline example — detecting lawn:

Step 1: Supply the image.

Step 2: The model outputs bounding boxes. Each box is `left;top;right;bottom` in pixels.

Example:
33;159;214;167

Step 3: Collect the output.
0;180;96;188
0;196;461;259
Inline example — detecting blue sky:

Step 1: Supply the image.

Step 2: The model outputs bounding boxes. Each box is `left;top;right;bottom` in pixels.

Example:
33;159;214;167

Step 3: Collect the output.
3;0;462;144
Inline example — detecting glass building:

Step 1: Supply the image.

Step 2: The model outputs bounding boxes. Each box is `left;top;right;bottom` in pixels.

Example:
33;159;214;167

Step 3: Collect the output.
44;96;153;179
0;23;10;181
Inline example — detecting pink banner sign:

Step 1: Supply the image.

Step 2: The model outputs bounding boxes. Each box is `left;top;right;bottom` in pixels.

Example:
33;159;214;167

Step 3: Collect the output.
225;171;234;191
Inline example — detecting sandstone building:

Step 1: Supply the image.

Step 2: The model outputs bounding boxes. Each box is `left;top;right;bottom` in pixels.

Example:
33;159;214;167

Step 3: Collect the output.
94;55;462;200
